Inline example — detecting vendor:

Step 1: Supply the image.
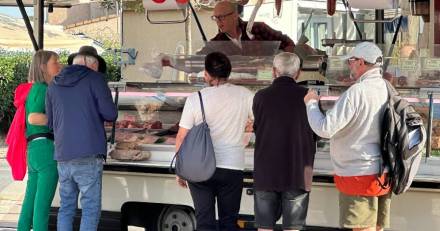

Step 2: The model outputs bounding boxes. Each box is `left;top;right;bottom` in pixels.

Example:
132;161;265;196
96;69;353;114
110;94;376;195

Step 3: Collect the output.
160;1;295;73
200;1;295;54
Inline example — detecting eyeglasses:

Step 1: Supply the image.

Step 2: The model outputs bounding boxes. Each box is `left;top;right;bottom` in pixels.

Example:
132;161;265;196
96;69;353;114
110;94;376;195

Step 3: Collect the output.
211;11;234;22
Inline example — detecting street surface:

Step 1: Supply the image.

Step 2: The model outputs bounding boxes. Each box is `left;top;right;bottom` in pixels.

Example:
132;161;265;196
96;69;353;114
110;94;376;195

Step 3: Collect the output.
0;137;23;230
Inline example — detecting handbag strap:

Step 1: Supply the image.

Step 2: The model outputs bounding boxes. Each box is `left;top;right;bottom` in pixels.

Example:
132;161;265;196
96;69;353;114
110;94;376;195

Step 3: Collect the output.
198;91;207;123
169;152;177;173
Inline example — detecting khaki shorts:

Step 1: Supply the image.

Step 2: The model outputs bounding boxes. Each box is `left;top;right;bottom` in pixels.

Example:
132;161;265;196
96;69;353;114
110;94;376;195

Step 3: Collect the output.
339;192;392;229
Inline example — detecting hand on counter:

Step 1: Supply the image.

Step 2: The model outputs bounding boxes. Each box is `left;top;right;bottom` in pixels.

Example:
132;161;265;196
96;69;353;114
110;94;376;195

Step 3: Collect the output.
245;120;254;132
161;57;172;67
176;176;188;188
304;89;319;104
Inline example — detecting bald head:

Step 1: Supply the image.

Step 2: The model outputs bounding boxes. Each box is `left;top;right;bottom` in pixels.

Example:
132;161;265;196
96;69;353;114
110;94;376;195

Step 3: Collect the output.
213;1;236;14
212;1;239;36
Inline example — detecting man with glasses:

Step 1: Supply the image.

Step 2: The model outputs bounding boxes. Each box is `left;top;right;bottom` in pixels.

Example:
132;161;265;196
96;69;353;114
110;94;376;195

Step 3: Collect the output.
160;1;294;71
207;1;294;53
304;42;392;231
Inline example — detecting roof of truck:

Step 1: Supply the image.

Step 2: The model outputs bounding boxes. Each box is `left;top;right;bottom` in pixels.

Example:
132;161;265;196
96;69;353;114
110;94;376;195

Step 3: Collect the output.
0;0;87;7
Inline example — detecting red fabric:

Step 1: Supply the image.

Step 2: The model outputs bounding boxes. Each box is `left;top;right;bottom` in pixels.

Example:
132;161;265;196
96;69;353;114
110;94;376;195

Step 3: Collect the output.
5;83;32;181
175;0;188;4
334;174;391;197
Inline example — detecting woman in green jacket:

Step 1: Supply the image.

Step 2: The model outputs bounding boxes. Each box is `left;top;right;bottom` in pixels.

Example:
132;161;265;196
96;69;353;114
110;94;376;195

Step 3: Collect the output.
18;50;62;231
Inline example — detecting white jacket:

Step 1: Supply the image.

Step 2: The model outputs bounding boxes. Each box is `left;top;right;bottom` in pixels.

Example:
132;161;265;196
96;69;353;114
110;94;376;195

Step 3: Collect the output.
306;68;388;176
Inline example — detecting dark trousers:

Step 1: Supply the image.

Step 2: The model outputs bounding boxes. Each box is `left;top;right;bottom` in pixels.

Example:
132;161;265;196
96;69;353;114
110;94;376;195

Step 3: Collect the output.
188;168;244;231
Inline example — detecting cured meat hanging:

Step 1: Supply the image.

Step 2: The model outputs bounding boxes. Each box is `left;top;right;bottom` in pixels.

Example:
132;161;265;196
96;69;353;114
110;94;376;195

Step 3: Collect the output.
327;0;336;16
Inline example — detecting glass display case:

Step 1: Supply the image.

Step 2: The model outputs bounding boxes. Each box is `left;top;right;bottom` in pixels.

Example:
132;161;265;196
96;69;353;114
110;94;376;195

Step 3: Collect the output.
106;86;439;161
108;47;440;164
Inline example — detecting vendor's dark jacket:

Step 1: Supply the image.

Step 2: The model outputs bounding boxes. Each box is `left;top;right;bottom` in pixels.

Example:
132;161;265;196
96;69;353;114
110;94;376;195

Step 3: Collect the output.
46;65;117;161
252;76;316;192
198;19;295;55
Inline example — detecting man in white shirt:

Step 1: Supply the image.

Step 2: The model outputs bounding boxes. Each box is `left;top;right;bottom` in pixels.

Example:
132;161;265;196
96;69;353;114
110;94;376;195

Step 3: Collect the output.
304;42;391;231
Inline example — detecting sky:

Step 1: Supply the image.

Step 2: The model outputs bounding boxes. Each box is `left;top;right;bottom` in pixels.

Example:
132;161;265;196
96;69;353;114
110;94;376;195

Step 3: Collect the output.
0;6;33;18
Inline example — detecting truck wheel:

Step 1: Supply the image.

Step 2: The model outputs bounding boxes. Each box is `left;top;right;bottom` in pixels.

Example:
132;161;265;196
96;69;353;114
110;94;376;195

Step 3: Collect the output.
158;206;196;231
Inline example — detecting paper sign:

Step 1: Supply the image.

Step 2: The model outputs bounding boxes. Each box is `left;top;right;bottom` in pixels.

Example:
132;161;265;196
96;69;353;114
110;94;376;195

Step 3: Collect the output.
400;59;417;71
423;58;440;70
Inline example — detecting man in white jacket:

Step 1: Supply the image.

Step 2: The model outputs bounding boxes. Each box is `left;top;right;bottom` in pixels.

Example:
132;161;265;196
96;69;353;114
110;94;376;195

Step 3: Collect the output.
304;42;391;231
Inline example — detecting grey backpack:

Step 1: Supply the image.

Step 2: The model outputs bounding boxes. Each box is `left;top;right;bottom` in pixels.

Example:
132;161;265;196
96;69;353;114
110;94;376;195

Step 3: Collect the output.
171;91;216;182
380;80;426;194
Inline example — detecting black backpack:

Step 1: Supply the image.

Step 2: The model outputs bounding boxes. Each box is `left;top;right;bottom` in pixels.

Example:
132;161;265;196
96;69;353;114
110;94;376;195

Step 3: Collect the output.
380;80;426;195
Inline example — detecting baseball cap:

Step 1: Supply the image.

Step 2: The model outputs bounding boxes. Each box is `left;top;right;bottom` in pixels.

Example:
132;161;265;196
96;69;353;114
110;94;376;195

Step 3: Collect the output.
341;42;383;65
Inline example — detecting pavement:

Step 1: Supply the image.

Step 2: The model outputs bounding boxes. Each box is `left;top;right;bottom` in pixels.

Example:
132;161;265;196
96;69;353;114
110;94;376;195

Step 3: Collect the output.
0;137;142;231
0;136;25;230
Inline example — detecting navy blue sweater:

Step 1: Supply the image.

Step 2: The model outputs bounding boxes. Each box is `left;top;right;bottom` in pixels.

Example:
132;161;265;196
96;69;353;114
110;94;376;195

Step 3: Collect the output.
46;65;117;161
252;76;316;191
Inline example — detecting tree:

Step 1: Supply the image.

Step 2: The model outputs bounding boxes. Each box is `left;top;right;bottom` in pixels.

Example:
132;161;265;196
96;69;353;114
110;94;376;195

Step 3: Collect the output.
100;0;116;20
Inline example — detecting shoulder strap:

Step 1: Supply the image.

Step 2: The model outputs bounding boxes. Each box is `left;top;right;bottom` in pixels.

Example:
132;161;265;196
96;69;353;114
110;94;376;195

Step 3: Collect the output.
383;79;398;99
198;91;206;123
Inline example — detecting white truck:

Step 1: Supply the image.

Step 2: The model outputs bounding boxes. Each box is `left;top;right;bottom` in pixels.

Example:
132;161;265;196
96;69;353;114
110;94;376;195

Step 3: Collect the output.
47;0;440;230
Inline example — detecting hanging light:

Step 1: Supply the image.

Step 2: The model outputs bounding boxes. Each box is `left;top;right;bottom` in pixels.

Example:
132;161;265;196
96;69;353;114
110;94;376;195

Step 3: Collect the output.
48;3;54;13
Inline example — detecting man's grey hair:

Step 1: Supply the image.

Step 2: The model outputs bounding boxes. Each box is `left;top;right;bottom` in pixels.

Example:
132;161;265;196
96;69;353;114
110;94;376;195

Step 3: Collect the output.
273;52;301;77
72;55;98;68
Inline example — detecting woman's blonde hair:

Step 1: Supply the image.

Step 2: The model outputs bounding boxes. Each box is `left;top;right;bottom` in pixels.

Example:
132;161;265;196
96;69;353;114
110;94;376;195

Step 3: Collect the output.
28;50;59;83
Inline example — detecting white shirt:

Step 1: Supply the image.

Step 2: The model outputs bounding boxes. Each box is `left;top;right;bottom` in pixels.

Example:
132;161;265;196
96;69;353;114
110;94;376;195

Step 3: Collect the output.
226;33;242;49
179;83;254;170
306;68;388;176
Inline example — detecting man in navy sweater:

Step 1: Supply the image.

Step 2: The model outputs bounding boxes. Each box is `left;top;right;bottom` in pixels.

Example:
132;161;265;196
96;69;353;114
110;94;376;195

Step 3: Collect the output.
46;50;117;231
252;52;316;231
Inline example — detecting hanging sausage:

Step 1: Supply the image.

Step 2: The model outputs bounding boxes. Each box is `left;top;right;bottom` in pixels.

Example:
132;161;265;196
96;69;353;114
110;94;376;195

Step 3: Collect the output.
327;0;336;16
275;0;282;16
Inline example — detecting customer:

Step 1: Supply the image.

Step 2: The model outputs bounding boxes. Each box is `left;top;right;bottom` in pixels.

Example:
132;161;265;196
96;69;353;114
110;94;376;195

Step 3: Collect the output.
304;42;391;231
67;45;107;74
253;52;316;231
46;50;117;231
175;52;254;231
16;50;61;231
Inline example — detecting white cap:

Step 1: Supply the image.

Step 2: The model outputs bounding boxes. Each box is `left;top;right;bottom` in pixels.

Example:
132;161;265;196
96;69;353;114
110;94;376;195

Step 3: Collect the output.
342;42;383;64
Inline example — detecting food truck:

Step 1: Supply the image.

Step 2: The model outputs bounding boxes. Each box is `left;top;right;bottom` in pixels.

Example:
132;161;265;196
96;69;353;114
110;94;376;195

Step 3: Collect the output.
6;0;440;230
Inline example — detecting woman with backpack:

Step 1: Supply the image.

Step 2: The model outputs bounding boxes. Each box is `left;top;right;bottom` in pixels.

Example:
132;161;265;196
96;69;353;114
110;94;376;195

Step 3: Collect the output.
175;52;254;231
17;50;62;231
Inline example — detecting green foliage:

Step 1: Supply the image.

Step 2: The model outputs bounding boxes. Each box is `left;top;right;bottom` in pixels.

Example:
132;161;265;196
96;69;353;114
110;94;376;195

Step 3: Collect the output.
0;50;32;133
100;0;116;10
123;0;144;13
0;50;121;133
102;49;122;82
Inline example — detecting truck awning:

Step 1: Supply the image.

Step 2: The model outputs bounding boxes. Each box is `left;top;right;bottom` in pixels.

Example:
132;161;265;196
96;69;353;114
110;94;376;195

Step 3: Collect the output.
0;0;88;7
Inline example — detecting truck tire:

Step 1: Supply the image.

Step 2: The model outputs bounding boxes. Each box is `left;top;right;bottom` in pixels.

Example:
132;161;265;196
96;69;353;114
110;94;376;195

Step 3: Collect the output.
120;202;163;231
158;205;196;231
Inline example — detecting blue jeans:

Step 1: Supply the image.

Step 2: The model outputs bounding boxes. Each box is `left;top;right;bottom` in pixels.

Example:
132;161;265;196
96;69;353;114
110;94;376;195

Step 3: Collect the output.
57;157;103;231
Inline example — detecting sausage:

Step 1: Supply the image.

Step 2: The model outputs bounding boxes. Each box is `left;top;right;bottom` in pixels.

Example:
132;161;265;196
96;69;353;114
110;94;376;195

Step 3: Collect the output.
275;0;282;16
327;0;336;16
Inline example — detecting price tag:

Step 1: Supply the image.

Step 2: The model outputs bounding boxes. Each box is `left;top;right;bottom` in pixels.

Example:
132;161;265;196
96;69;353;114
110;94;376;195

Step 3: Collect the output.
399;59;417;71
423;58;440;70
257;70;272;80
